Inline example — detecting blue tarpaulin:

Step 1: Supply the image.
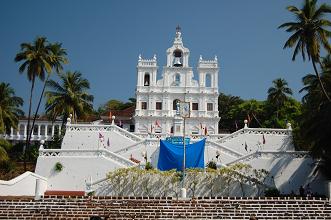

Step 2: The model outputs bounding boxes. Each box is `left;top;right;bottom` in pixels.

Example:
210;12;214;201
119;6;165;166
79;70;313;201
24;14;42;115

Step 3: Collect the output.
157;139;205;171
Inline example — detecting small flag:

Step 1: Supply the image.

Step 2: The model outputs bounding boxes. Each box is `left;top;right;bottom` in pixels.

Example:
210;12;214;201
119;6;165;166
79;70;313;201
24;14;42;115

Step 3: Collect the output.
99;133;104;142
107;138;110;147
155;120;161;127
262;134;266;144
205;127;208;135
245;142;248;151
200;123;203;130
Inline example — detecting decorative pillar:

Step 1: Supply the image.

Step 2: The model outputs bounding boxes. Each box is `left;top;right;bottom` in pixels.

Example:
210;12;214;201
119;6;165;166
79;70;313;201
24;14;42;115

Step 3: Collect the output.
24;124;27;138
10;127;13;137
37;125;41;137
45;125;48;137
244;119;248;129
51;125;55;136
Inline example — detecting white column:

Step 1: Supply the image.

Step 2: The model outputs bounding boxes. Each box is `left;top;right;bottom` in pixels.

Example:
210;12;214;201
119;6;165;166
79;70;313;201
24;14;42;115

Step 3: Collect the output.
10;127;13;137
58;126;61;135
51;125;55;136
24;124;27;138
45;125;48;137
37;125;41;137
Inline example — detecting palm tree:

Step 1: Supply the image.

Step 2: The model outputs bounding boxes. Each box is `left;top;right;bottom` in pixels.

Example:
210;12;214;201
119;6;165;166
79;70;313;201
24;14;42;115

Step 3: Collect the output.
45;71;94;125
29;42;68;142
0;83;24;134
279;0;331;102
15;37;53;170
267;78;293;119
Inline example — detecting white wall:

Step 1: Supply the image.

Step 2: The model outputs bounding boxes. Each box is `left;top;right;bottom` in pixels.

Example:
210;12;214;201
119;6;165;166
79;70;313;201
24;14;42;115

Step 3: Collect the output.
0;172;47;196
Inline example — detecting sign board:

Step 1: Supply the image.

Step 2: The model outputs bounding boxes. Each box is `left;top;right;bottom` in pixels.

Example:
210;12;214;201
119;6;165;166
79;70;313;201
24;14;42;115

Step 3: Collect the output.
178;102;190;118
166;136;190;145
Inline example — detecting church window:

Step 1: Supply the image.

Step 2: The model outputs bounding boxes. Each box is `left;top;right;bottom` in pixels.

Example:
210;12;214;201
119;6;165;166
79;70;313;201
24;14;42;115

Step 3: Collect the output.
175;74;180;86
207;103;213;111
141;102;147;110
144;73;150;86
156;102;162;110
206;74;212;87
173;99;180;110
192;103;199;111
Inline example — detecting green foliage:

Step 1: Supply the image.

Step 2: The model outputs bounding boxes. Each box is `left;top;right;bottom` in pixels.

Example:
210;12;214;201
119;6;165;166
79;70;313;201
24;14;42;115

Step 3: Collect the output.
264;187;280;197
0;83;24;134
54;162;63;172
0;160;16;173
47;133;64;149
104;164;269;197
97;98;136;115
0;139;12;162
45;71;94;122
145;162;153;170
206;161;217;170
218;93;244;131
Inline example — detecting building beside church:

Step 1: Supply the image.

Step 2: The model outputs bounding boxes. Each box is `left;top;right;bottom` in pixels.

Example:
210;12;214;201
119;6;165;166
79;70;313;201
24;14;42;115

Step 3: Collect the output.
134;27;220;135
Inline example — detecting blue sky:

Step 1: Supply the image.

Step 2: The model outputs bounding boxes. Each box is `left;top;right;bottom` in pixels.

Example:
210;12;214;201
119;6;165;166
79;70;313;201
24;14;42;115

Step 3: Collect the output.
1;0;330;113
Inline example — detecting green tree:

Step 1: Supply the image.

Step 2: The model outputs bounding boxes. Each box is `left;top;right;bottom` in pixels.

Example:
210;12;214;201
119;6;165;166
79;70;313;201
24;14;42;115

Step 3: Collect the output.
29;42;68;141
15;37;53;170
218;93;244;131
296;55;331;176
45;71;94;124
0;83;24;134
267;78;293;120
279;0;331;102
230;99;264;128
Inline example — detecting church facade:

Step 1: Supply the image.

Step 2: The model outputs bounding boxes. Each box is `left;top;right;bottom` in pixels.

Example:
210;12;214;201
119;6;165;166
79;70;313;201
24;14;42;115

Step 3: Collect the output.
134;27;220;135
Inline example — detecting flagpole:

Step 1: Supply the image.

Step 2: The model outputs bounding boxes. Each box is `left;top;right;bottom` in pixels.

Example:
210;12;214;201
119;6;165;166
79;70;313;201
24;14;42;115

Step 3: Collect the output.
183;117;186;188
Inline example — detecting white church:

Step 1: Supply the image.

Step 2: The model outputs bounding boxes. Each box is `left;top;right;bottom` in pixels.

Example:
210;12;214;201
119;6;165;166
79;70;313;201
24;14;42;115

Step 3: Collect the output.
135;26;219;136
0;27;328;198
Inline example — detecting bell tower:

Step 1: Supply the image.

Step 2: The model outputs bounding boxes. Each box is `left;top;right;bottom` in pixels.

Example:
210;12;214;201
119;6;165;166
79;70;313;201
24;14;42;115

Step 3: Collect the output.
166;26;190;68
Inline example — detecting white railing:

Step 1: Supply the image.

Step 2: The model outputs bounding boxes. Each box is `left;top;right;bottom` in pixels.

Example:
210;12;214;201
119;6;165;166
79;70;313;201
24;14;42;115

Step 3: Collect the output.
206;140;243;158
217;128;292;144
226;150;310;166
114;140;147;154
39;148;137;167
66;124;143;143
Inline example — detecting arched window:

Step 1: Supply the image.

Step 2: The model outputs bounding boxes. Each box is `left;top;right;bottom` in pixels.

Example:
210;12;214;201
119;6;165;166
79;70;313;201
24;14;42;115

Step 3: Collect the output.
144;73;150;86
175;73;180;86
206;74;212;87
173;99;180;110
173;49;183;67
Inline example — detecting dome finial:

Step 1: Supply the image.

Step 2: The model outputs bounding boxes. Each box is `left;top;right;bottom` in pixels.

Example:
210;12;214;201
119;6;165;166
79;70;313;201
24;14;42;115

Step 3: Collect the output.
176;25;181;33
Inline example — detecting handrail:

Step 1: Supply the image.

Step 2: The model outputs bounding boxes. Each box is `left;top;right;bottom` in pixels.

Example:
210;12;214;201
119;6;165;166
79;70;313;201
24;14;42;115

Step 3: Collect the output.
39;148;137;167
226;150;310;166
206;140;243;157
114;140;146;154
0;171;47;186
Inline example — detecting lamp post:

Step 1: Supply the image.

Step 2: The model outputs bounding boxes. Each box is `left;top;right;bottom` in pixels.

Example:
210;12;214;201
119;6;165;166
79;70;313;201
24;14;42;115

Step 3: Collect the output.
178;101;190;198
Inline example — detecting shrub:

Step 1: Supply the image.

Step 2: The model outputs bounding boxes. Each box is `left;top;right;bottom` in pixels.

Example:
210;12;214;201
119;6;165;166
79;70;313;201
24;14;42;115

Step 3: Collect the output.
145;162;153;170
206;161;217;170
264;187;280;197
0;160;16;172
54;162;63;172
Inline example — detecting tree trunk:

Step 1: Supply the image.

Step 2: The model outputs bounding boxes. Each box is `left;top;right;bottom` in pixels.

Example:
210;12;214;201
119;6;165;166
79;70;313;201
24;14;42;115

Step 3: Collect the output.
28;74;50;147
313;60;331;102
24;76;35;171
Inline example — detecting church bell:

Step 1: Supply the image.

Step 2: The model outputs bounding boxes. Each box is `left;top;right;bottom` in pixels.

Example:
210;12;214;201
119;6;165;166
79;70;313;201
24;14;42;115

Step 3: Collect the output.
173;57;182;67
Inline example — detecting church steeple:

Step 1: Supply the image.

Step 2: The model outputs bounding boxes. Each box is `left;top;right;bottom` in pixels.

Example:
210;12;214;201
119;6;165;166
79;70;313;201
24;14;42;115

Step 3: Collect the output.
166;26;190;67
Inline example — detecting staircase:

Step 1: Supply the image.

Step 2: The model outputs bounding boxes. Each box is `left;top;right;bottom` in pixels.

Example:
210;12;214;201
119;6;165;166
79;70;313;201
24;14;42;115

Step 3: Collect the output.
0;196;330;219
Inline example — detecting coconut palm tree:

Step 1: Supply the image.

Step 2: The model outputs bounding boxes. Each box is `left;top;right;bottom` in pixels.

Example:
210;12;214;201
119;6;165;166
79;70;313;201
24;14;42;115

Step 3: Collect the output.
0;83;24;134
279;0;331;102
15;37;53;170
45;71;94;125
29;42;68;142
267;78;293;119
